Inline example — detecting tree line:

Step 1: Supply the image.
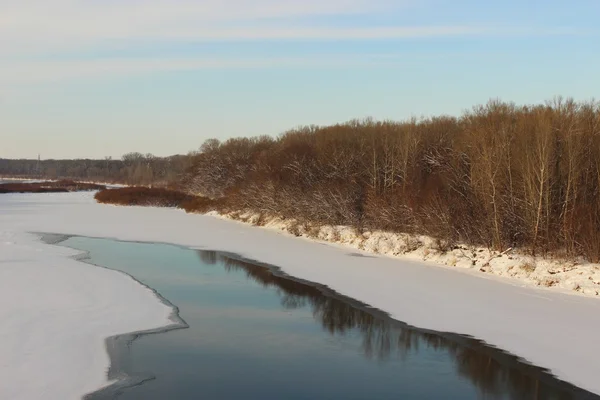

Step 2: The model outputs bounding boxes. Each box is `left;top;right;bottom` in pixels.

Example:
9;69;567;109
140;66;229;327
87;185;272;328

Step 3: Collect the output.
0;152;192;186
182;98;600;262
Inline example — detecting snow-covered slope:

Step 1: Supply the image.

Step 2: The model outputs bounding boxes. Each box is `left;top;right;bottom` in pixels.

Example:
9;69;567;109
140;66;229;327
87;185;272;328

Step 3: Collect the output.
1;191;599;397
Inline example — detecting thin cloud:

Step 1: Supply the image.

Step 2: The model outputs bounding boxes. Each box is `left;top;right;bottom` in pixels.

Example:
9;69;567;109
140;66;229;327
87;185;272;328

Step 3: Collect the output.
0;55;415;86
0;0;581;57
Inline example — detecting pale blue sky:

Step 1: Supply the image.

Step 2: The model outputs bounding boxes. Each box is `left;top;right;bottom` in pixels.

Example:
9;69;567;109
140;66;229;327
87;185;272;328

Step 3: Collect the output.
1;0;599;159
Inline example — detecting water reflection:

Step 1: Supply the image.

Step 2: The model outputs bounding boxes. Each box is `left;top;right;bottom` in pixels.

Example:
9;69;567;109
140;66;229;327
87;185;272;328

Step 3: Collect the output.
199;250;596;400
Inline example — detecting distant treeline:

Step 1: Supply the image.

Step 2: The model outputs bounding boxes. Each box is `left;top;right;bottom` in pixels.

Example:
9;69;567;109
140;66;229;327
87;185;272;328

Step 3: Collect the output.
181;98;600;261
0;152;192;186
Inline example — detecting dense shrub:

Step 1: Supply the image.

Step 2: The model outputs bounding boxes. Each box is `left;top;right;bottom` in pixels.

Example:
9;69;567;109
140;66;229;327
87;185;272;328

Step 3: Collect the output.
51;180;106;191
95;187;228;214
95;187;192;207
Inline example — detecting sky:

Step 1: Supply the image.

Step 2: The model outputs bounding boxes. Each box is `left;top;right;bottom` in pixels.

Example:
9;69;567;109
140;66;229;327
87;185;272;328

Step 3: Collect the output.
1;0;599;159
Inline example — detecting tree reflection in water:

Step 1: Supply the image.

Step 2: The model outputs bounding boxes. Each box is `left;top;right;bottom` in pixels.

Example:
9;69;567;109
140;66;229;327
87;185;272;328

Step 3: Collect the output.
196;250;597;400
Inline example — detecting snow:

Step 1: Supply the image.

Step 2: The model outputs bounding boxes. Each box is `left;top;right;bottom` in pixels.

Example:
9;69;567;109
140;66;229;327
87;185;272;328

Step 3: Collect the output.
1;192;600;397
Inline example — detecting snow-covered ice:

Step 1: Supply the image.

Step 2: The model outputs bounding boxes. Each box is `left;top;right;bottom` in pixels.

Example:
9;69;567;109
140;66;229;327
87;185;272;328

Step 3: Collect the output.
0;198;172;399
1;191;600;397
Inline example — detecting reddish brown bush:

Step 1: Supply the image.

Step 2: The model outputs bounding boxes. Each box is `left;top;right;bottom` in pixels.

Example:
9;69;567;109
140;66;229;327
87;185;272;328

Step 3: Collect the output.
94;186;228;215
95;187;192;207
52;180;106;191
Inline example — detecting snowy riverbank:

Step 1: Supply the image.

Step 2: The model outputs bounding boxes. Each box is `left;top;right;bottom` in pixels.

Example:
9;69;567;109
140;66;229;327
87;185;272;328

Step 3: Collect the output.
1;191;600;397
211;210;600;298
